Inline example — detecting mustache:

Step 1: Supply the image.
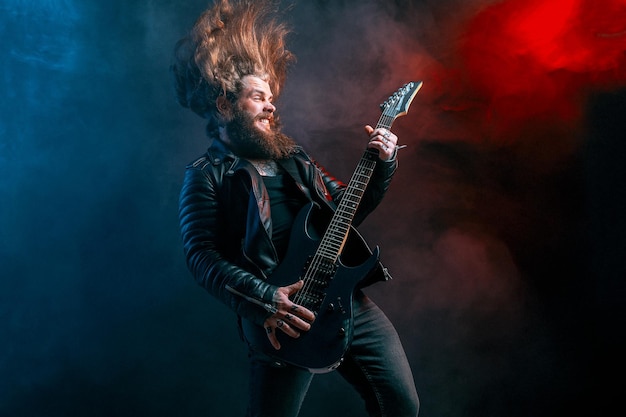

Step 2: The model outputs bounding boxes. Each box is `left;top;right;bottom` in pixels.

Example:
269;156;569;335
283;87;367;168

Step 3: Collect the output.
255;112;275;124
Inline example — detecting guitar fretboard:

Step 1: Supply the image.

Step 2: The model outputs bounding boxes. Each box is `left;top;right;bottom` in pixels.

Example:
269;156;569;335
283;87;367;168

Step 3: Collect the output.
293;81;421;309
318;149;378;261
294;128;390;309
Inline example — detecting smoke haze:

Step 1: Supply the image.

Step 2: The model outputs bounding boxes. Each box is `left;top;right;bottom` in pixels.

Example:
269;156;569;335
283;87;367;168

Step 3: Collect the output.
1;0;624;416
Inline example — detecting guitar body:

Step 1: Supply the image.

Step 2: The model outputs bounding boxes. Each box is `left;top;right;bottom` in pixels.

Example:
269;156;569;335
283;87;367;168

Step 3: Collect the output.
241;202;380;373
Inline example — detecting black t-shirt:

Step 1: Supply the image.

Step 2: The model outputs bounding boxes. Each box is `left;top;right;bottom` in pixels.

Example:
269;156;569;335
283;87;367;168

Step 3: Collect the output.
262;171;307;261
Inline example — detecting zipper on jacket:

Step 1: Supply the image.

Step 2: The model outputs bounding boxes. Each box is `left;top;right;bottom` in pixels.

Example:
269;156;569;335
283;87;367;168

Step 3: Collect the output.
225;285;277;314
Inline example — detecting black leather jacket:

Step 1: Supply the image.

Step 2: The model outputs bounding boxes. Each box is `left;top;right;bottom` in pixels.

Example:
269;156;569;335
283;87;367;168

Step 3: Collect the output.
179;138;397;326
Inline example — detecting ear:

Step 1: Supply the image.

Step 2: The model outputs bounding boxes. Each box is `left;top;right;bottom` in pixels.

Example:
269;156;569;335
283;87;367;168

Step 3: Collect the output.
216;96;232;118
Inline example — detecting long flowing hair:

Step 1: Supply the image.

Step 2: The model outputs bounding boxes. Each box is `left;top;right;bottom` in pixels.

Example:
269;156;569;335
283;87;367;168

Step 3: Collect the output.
171;0;295;122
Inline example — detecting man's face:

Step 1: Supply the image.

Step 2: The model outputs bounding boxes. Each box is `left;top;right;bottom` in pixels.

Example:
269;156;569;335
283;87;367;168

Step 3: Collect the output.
224;75;297;160
236;75;276;135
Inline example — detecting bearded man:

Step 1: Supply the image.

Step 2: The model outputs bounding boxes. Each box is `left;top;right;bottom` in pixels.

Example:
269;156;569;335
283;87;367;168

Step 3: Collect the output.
171;1;419;416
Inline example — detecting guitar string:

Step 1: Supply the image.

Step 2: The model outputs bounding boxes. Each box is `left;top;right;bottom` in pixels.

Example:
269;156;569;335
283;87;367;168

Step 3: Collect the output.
295;112;396;308
293;159;375;308
295;82;416;303
294;155;379;307
293;97;399;306
294;113;388;306
293;103;396;309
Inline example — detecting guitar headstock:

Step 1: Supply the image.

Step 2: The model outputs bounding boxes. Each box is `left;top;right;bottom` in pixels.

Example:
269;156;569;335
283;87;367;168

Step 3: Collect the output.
379;81;423;123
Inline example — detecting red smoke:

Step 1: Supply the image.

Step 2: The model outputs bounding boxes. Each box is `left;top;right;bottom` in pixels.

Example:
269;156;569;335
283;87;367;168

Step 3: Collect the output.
436;0;626;140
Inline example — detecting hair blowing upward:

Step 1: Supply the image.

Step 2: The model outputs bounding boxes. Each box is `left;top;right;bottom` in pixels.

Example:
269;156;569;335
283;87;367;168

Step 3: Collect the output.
171;0;295;120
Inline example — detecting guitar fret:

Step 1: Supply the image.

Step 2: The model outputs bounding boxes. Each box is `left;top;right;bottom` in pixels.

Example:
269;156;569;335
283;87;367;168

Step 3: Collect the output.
320;240;342;250
325;230;348;243
322;231;345;241
334;213;352;222
333;221;350;228
320;243;343;254
325;240;343;250
318;244;341;256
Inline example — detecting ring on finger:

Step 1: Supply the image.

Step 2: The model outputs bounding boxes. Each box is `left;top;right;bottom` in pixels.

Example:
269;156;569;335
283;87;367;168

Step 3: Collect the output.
276;319;284;328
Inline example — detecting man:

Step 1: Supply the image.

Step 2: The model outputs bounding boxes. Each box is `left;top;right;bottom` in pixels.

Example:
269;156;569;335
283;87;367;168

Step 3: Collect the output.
171;1;419;416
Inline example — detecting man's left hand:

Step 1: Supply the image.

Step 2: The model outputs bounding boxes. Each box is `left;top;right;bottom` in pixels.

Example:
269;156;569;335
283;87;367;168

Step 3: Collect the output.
365;125;398;161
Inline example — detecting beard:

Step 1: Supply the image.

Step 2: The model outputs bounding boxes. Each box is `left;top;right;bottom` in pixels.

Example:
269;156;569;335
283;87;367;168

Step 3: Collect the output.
225;106;298;160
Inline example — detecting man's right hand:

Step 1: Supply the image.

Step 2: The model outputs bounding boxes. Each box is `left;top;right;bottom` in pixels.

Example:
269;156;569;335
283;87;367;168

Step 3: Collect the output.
263;280;316;350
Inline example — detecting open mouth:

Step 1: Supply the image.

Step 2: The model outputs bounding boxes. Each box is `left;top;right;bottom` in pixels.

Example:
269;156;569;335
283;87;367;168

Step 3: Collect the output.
255;116;272;131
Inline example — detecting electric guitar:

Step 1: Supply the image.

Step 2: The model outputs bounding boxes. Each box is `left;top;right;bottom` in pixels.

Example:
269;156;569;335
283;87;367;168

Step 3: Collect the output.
241;81;423;373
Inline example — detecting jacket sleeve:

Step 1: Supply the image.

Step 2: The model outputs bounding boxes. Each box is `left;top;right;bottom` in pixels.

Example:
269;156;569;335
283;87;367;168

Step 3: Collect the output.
317;152;398;227
178;166;277;326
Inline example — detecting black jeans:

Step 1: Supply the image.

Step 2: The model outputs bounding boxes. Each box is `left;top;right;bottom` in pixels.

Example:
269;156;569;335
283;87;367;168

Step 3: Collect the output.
246;291;419;417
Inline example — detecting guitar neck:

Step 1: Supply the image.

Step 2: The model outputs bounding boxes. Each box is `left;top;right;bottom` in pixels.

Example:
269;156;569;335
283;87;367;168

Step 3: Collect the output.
315;118;393;264
298;81;421;294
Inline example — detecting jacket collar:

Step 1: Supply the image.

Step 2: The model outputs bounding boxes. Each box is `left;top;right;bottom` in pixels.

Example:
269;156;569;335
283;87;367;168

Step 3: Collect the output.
206;138;236;163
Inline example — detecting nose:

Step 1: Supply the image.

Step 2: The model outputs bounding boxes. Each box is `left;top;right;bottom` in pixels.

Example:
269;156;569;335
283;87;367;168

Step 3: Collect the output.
264;101;275;113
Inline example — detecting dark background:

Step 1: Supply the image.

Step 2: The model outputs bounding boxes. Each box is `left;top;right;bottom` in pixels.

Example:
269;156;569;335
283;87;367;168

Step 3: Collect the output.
2;0;624;416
